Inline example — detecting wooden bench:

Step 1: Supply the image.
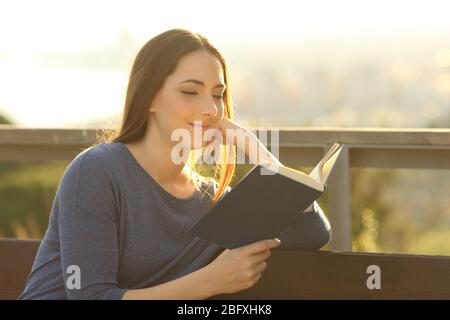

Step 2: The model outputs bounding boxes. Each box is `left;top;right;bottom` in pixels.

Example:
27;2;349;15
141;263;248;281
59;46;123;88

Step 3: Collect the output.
1;238;449;300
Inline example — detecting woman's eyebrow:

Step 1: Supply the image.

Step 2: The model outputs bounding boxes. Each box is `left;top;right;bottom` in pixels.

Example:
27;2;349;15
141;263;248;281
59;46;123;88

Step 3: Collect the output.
178;79;226;88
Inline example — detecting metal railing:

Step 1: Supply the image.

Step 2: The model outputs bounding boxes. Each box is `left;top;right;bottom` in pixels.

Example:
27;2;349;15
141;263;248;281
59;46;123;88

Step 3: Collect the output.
1;125;449;250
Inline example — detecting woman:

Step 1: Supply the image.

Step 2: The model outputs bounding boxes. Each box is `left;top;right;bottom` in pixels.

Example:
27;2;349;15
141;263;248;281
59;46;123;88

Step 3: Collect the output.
18;28;331;300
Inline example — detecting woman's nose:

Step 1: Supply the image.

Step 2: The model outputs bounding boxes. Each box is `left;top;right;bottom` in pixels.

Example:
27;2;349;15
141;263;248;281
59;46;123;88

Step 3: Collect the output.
200;101;218;117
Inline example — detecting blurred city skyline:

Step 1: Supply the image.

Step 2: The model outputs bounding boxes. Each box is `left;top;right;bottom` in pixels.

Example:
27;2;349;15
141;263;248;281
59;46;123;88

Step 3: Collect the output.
0;0;449;128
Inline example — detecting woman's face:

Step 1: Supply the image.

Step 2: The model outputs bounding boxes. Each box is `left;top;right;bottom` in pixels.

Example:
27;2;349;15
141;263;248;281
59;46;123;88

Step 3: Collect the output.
148;49;226;149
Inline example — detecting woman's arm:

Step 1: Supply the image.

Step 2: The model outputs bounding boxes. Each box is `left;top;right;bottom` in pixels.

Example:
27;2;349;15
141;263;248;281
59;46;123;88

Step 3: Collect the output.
58;152;222;300
58;152;127;299
123;238;283;299
276;201;332;250
217;118;281;166
217;119;331;250
122;266;216;300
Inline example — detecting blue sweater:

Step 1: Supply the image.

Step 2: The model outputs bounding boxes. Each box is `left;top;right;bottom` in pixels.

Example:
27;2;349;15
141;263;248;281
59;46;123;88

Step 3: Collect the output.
18;141;331;300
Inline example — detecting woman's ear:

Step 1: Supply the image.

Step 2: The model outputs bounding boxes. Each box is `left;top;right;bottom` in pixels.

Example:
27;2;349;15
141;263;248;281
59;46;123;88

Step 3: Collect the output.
148;103;158;113
148;93;160;113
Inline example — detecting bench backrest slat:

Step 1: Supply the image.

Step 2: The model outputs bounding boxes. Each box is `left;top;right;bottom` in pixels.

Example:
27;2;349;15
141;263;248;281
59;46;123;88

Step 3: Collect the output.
0;239;41;300
1;239;449;300
212;249;450;299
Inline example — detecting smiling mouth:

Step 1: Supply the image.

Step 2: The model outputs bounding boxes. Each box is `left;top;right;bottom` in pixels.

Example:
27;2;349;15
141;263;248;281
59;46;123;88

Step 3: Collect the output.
188;122;211;129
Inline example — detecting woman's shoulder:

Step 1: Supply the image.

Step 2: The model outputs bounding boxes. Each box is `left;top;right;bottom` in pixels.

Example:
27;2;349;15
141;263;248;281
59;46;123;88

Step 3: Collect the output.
76;142;115;163
77;141;126;168
60;142;118;186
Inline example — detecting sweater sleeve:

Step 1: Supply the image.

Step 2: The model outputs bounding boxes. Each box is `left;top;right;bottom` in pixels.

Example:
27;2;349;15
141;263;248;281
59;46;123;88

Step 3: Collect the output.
276;201;332;250
56;151;127;300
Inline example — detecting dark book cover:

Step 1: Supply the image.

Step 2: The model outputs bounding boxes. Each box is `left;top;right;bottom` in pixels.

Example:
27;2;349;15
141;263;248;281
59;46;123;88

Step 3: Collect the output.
189;164;326;249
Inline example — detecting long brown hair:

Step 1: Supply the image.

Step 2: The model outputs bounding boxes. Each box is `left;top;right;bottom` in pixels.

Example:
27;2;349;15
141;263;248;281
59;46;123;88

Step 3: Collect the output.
92;28;236;204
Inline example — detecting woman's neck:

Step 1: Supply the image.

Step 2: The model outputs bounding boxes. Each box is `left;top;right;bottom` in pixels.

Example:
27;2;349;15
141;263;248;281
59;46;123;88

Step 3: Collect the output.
126;125;191;186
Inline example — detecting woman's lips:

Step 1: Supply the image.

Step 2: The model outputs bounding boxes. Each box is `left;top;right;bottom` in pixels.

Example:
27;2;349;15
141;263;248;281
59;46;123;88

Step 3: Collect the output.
188;122;211;129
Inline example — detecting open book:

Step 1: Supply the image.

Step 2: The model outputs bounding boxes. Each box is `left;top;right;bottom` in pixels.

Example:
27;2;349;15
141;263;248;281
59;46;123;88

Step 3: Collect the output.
271;141;344;192
189;143;345;249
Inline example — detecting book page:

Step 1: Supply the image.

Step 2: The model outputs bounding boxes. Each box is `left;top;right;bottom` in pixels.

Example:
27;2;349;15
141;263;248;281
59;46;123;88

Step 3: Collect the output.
277;165;323;190
320;145;343;184
309;165;322;184
318;143;341;168
263;143;343;191
309;143;341;184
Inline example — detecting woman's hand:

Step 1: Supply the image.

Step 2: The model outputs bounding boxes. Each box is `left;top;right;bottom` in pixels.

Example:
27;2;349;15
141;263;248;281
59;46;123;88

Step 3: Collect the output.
201;238;281;296
217;118;243;145
206;117;282;166
205;117;242;149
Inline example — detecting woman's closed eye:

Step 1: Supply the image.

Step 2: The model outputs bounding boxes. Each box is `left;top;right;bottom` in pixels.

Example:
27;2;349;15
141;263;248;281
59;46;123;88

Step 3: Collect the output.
181;91;224;99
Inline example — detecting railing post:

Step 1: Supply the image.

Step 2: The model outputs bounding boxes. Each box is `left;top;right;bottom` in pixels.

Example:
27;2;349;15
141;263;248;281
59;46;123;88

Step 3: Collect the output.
326;144;352;251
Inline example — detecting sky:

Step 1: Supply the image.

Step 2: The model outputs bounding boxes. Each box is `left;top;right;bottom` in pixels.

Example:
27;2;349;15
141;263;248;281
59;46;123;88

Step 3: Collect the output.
1;0;450;127
1;0;450;51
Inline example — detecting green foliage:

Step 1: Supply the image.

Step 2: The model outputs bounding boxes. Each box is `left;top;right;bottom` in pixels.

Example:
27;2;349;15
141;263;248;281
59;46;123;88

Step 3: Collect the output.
0;161;69;238
1;160;449;256
0;114;13;124
350;168;399;252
